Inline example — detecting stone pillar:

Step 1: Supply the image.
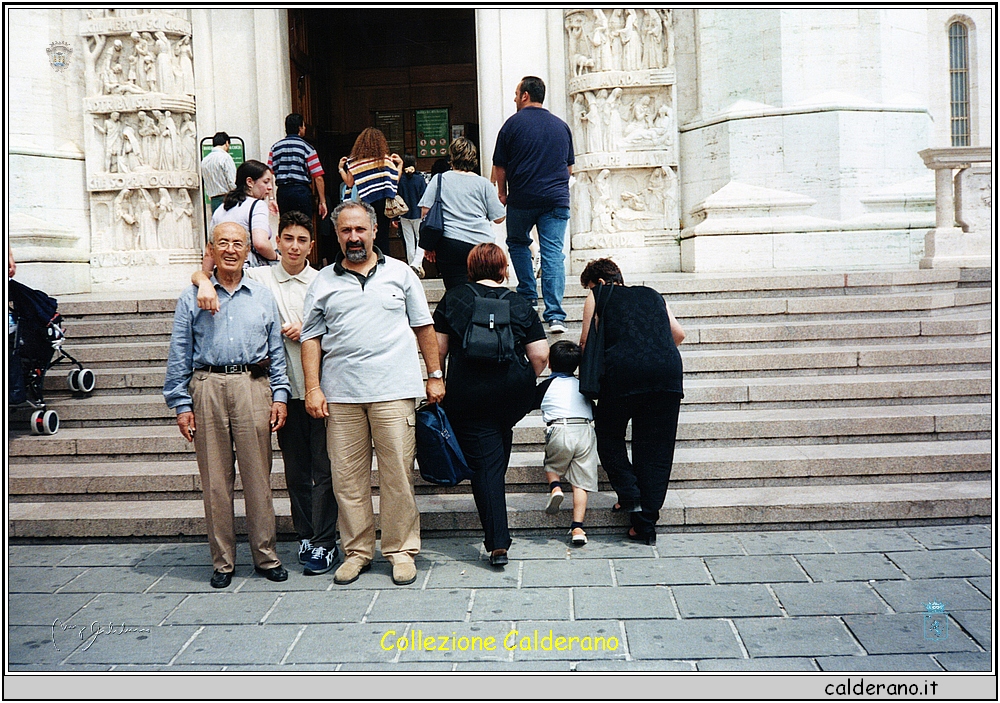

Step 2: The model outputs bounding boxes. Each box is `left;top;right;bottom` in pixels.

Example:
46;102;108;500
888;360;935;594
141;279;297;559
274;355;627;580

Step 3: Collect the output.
919;146;992;269
79;9;201;290
564;9;681;276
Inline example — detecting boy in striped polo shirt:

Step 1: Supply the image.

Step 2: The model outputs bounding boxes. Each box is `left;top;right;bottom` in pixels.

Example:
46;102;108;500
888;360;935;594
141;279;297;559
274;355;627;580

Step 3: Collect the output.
269;113;328;220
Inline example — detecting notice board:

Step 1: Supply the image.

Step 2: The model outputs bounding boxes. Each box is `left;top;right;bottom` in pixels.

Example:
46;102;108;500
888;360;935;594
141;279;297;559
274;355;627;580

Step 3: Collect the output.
415;108;450;158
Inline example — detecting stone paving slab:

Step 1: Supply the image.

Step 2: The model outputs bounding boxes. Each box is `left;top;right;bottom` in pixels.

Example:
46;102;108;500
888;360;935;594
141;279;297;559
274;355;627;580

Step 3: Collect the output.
575;659;695;671
951;610;991;650
58;543;161;567
7;544;83;567
7;593;95;626
510;534;656;560
735;531;835;555
572;586;677;620
264;591;373;624
367;589;471;622
816;654;944;671
9;626;84;665
735;617;864;658
654;532;746;558
507;620;624;661
456;660;574;671
818;528;924;553
625;619;743;660
871;578;992;612
612;557;711;586
672;584;782;618
794;553;906;582
65;593;186;626
842;613;982;654
9;664;114;672
394;622;515;664
967;576;991;598
934;651;993;671
976;548;990;562
282;623;402;664
340;662;456;671
905;524;992;550
769;582;888;616
162;593;279;625
521;559;615;588
424;561;519;589
470;587;570;621
416;538;486;562
147;566;248;592
176;624;303;665
9;567;88;593
703;555;810;584
57;566;170;594
64;625;200;665
697;657;819;671
887;548;992;579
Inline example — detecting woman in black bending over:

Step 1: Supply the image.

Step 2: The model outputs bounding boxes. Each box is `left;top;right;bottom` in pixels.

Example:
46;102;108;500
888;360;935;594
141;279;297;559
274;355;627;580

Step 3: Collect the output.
579;258;685;544
433;243;549;566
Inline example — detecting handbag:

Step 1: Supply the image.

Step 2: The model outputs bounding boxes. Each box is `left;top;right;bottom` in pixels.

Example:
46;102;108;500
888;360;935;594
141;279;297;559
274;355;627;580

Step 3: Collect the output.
418;174;445;251
415;402;473;487
384;194;408;219
578;283;614;400
244;200;277;268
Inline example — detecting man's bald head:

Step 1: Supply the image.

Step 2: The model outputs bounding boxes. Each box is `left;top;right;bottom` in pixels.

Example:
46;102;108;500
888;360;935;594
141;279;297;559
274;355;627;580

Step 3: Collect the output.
209;221;249;245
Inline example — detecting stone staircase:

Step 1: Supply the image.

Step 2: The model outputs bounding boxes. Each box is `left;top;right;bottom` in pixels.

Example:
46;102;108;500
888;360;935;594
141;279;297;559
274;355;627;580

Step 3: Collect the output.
8;267;993;538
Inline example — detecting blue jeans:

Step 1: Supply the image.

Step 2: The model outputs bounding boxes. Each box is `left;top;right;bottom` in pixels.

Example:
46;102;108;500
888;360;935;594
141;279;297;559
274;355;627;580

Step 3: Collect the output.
505;205;570;323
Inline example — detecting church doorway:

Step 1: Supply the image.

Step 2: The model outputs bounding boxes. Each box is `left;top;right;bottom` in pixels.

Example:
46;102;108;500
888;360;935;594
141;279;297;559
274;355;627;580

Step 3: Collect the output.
287;8;479;267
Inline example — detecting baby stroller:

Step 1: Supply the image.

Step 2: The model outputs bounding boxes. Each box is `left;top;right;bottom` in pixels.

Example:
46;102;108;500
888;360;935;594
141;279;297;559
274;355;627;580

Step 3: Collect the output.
8;279;96;435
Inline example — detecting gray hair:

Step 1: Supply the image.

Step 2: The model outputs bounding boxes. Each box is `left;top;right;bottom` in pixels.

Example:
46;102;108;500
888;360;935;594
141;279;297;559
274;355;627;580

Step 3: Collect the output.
209;221;249;245
332;200;377;228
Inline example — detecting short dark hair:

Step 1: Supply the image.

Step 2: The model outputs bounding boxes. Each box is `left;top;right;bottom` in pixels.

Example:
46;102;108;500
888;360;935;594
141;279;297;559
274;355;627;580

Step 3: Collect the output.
549;340;581;374
466;243;507;283
519;76;546;103
580;258;624;288
278;210;313;240
430;158;451;175
403;153;417;170
285;113;304;135
212;131;230;147
332;200;377;228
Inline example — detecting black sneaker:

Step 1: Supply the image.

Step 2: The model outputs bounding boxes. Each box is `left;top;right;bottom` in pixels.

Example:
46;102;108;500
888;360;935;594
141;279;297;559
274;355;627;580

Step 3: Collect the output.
303;545;338;576
298;539;313;565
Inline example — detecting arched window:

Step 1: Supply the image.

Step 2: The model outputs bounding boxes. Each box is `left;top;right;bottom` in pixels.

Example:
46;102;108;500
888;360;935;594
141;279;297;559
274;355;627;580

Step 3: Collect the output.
948;22;970;146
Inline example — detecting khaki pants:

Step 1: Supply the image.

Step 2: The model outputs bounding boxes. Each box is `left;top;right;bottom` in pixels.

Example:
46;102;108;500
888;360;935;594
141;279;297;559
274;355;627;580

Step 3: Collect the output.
326;399;420;565
190;369;280;573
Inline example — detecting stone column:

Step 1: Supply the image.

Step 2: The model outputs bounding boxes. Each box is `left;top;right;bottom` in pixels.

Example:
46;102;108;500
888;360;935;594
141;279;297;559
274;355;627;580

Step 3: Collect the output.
79;9;201;290
564;9;681;276
919;147;992;269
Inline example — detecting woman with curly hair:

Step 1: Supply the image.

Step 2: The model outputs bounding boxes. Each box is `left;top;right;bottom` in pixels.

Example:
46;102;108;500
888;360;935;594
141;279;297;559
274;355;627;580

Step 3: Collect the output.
338;128;403;256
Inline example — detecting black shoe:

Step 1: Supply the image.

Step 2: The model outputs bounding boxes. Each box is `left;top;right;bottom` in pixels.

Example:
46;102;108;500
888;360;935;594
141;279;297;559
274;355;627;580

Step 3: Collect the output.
626;528;656;545
210;570;233;588
254;565;289;582
489;550;509;567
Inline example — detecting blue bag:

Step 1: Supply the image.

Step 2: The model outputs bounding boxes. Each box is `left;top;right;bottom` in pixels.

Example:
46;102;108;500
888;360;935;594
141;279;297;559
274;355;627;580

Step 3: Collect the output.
415;402;473;487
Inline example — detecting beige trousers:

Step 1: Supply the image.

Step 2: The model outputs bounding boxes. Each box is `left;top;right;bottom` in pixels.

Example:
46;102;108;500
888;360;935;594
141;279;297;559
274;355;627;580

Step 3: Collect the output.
326;399;420;565
190;369;280;573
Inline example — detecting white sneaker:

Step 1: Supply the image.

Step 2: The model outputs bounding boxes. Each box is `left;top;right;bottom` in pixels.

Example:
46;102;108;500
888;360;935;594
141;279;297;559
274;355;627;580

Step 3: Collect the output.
410;264;425;279
548;320;567;334
545;490;564;515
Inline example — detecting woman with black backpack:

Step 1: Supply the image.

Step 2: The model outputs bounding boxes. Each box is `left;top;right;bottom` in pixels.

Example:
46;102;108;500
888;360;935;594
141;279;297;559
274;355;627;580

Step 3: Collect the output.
432;244;549;567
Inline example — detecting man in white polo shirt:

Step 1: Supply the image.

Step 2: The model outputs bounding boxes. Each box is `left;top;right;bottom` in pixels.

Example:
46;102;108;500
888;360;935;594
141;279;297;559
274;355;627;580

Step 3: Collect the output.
301;200;445;587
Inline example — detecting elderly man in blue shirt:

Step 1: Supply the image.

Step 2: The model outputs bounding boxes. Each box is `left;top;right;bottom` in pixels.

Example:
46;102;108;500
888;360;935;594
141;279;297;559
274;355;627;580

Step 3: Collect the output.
164;220;291;589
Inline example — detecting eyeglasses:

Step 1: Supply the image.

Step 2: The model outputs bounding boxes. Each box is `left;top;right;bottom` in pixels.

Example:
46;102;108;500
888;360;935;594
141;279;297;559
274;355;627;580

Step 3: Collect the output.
215;240;247;251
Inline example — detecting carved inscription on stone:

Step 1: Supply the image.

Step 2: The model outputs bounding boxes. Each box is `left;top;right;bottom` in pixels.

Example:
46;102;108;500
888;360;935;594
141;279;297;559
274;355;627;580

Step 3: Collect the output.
565;9;679;255
79;9;198;256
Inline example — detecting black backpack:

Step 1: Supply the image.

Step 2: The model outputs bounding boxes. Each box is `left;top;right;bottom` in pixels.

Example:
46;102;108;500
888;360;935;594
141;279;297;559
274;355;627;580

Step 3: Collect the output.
462;284;517;363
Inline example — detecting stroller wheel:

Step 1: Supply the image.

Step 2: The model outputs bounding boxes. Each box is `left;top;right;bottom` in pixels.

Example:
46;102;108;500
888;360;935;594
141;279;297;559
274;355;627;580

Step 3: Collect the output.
30;410;59;435
67;369;81;392
77;368;96;394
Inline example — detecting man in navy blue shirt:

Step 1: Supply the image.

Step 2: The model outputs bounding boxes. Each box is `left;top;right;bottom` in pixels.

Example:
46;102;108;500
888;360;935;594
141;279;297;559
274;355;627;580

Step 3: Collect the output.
492;76;574;333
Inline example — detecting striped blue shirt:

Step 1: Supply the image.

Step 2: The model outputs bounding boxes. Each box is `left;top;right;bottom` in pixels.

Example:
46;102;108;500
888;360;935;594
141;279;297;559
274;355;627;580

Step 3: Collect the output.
268;135;324;186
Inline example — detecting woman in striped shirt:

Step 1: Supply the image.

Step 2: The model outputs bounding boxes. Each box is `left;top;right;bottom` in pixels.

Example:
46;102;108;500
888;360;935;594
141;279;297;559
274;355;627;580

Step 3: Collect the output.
338;128;403;257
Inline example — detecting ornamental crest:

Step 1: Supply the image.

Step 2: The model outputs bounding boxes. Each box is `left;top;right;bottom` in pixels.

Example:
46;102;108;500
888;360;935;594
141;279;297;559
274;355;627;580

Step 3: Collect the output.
46;41;73;71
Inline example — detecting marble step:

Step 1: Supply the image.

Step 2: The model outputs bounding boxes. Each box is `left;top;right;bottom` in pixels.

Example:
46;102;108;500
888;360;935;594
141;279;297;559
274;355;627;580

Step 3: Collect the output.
8;480;992;538
9;403;992;461
34;371;994;423
8;440;990;497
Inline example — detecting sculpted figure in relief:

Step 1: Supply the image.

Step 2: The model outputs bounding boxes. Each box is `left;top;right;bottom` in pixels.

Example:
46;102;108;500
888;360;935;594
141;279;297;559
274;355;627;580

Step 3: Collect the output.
130;32;151;91
113;188;136;251
99;39;124;96
642;9;664;69
608;9;624;71
593;169;617;233
93;111;123;173
158;110;179;171
662;10;675;69
179;112;198;171
141;33;158;93
120;122;144;173
154;188;177;249
621;9;643;72
647;166;679;230
590;10;612;73
137;111;159;170
135;189;159;250
571;171;592;235
154;32;175;95
176;189;196;249
582;91;604;155
603;87;624;153
175;36;195;95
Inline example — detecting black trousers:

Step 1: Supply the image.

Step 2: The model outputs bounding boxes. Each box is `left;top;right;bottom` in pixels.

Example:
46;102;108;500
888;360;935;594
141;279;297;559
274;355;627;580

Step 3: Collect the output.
449;415;514;552
434;237;476;290
594;392;682;538
277;183;313;218
276;399;339;549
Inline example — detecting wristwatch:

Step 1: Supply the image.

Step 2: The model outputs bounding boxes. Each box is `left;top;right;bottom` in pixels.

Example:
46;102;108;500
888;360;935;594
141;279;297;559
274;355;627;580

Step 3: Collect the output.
427;370;444;379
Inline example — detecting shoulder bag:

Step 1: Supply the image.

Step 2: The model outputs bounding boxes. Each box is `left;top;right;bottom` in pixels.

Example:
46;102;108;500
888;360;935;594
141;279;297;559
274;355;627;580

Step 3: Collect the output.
418;174;445;251
244;199;277;268
415;402;473;487
578;283;614;400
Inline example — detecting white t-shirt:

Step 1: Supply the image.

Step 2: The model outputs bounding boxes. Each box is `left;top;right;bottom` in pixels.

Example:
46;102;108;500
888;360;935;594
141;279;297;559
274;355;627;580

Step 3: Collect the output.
540;375;593;423
211;197;274;267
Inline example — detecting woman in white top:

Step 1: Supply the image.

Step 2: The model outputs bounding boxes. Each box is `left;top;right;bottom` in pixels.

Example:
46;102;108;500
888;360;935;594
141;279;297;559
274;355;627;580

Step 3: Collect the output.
207;159;277;269
418;138;505;290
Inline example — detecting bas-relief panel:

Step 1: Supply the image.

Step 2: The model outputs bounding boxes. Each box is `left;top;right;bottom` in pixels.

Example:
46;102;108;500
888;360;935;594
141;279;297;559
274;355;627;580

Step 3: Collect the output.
80;8;199;267
565;9;680;271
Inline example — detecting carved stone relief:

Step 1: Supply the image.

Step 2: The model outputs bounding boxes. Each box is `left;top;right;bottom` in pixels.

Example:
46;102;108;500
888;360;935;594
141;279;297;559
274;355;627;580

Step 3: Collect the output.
80;9;198;261
565;9;679;269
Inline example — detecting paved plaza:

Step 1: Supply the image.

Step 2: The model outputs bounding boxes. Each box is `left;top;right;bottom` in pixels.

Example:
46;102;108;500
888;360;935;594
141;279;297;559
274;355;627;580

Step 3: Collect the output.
7;524;992;672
